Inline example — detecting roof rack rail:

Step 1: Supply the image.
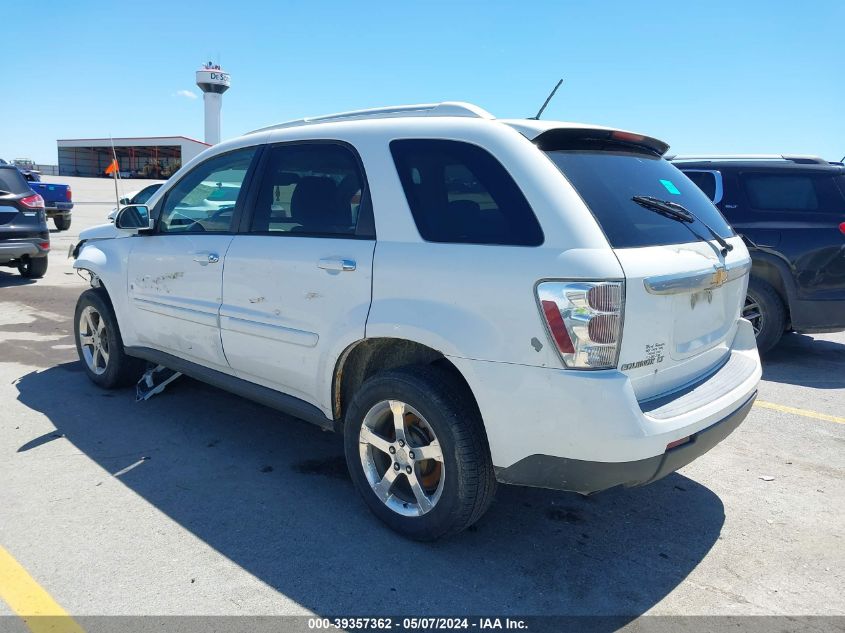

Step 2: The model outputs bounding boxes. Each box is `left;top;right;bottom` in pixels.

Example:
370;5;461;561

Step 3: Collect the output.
247;102;494;135
668;154;829;165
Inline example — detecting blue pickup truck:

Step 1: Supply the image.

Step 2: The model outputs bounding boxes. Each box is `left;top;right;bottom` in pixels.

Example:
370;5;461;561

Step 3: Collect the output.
28;181;73;230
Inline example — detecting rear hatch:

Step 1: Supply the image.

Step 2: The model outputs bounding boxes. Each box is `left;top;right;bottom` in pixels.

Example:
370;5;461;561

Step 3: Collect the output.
1;167;29;230
0;167;46;239
540;133;750;401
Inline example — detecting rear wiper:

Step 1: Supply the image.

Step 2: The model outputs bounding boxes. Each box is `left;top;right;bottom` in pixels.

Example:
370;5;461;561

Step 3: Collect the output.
632;195;693;222
632;195;734;256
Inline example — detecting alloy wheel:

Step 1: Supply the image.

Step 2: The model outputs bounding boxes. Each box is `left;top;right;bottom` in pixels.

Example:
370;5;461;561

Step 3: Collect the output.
743;294;763;337
358;400;445;517
78;305;110;375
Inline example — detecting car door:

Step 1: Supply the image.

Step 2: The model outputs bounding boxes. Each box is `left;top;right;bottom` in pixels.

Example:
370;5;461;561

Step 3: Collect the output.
737;170;845;298
126;146;259;370
221;142;376;410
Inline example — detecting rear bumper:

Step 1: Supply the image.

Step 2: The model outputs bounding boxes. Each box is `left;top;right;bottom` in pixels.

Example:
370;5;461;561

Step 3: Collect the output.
0;239;48;263
448;318;761;493
791;297;845;333
46;203;73;217
495;392;755;493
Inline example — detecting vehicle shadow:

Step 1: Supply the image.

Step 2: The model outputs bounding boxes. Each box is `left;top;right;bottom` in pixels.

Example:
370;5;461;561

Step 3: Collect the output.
0;284;79;367
762;332;845;389
15;363;725;622
0;270;35;287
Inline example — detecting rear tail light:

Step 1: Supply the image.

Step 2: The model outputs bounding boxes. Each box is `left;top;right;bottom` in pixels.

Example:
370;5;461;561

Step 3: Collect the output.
839;222;845;235
20;193;45;209
66;187;72;201
536;281;624;369
39;241;50;251
611;131;645;143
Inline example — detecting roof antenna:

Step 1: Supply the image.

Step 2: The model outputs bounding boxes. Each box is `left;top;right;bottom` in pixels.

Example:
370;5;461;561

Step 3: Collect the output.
529;79;563;120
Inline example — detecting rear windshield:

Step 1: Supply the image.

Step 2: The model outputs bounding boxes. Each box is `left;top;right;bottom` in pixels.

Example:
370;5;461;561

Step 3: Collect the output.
0;167;31;196
545;150;734;248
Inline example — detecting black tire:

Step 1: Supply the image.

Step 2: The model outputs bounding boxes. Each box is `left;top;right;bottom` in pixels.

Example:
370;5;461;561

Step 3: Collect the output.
74;289;146;389
54;216;71;231
343;365;496;541
18;256;48;279
744;278;786;354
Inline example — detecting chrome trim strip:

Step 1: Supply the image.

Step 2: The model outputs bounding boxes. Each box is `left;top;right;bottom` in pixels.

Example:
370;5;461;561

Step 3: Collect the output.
725;260;752;282
219;314;319;348
644;260;751;295
132;297;219;327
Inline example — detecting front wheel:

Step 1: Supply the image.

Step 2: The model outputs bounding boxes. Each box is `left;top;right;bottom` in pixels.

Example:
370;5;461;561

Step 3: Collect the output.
54;216;72;231
18;256;48;279
343;366;496;540
743;278;786;354
74;289;146;388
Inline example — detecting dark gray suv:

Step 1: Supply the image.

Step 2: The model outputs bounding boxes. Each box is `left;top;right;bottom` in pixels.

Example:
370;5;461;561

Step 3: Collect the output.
673;155;845;352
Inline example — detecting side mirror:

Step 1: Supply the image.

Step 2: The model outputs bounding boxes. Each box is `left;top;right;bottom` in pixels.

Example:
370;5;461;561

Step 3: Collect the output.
119;196;130;205
114;205;153;232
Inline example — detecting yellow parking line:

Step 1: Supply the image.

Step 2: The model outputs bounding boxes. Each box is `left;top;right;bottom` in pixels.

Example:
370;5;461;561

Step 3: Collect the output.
0;545;85;633
755;400;845;425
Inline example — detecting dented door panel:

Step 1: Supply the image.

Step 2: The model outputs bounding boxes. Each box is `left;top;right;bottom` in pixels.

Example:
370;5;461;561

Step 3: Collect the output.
127;234;234;370
220;235;375;412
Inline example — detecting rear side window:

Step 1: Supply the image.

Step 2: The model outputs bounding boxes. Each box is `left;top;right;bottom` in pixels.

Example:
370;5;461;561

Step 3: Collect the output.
545;150;734;249
390;140;543;246
0;167;31;195
683;171;718;201
250;143;369;238
742;174;818;211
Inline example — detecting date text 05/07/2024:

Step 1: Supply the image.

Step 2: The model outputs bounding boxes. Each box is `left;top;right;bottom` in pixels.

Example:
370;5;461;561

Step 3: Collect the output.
307;617;528;630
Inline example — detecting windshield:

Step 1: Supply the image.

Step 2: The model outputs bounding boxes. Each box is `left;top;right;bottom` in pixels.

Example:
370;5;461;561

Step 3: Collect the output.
545;150;734;248
133;184;162;204
0;167;31;196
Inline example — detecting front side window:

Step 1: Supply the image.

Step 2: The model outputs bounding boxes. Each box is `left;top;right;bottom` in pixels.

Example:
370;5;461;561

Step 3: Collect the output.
249;143;368;237
742;174;819;211
159;147;257;233
390;139;543;246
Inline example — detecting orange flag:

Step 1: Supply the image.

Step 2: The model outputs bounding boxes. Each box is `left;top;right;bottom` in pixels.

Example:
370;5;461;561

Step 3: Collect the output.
105;159;118;175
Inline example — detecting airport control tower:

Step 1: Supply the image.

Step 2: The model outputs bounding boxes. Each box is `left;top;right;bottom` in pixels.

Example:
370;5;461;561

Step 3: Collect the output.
196;62;230;145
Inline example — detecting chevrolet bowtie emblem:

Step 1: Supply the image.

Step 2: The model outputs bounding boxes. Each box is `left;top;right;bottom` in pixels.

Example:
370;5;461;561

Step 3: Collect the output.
711;265;728;287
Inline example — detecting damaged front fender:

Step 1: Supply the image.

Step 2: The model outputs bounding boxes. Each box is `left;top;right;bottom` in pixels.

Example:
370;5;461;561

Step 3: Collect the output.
73;241;108;274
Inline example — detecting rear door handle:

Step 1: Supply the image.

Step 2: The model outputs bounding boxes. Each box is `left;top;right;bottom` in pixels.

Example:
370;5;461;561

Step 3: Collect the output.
318;257;356;272
192;252;220;265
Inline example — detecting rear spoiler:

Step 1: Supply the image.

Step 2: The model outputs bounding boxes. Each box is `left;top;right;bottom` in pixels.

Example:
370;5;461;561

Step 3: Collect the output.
533;128;669;157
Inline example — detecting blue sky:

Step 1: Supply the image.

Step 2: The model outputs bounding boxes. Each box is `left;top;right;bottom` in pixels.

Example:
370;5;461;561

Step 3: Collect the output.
2;0;842;164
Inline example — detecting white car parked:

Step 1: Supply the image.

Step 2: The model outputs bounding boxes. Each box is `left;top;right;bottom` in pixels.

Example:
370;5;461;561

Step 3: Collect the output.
72;102;761;540
107;183;164;221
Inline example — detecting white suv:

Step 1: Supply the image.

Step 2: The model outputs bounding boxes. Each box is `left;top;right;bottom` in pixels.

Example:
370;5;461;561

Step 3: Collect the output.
72;102;761;540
